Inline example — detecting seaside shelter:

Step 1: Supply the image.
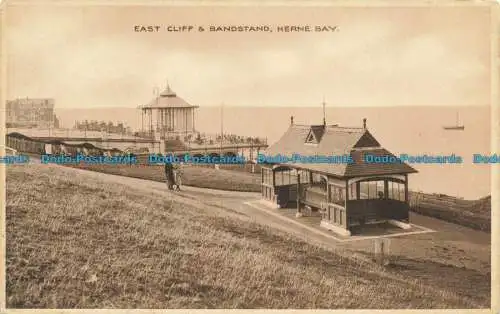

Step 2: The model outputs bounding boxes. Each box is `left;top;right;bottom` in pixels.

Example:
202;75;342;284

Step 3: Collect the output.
6;132;45;154
5;132;115;156
260;117;418;236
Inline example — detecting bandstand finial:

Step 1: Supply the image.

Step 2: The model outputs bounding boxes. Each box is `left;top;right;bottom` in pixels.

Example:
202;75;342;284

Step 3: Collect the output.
160;80;176;97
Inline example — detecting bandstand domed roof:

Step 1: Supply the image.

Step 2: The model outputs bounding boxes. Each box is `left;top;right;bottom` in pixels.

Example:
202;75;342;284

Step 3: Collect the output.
140;84;199;109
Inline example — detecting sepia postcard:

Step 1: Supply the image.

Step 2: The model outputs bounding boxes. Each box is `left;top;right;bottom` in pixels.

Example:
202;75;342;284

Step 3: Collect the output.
0;0;498;312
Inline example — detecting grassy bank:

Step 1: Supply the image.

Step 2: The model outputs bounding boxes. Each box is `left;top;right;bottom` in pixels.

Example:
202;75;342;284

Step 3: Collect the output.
65;163;261;192
5;164;489;308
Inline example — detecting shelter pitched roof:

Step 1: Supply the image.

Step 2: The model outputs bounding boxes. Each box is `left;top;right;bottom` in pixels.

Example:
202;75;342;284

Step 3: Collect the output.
264;123;417;178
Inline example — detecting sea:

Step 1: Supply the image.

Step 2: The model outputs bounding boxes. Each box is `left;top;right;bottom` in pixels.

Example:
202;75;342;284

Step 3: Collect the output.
55;105;493;200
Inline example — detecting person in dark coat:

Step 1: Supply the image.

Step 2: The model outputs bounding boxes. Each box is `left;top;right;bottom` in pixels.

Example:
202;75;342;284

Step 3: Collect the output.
164;163;175;190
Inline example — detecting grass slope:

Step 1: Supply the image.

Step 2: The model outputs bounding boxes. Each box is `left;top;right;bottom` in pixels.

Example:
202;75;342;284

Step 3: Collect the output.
66;163;261;192
6;164;489;308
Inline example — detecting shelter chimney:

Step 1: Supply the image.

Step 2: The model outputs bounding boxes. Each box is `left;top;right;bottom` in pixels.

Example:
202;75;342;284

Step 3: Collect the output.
290;116;294;125
363;118;367;130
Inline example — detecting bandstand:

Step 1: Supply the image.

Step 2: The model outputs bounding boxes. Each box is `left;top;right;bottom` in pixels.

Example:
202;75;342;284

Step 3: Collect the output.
138;84;199;147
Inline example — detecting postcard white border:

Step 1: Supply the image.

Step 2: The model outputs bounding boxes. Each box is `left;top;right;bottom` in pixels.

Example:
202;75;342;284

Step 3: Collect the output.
0;1;497;313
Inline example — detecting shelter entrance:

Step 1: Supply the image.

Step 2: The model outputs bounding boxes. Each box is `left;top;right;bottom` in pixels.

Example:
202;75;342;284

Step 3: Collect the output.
261;166;298;208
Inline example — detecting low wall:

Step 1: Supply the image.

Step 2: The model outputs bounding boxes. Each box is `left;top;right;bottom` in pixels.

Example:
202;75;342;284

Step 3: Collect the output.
187;163;262;173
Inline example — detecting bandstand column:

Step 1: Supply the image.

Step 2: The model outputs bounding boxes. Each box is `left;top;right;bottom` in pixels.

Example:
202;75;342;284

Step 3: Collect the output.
192;109;195;132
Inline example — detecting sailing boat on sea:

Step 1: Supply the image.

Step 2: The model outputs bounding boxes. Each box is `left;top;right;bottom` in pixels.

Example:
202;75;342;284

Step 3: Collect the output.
443;111;465;130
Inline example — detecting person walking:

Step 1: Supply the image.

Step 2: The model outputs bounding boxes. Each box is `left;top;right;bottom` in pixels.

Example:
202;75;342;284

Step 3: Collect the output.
173;163;183;191
164;162;174;190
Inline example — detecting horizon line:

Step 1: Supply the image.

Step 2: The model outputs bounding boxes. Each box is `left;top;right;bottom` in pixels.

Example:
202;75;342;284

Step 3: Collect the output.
50;104;491;110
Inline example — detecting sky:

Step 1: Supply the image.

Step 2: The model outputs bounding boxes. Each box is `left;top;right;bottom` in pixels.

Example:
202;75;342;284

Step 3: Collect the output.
3;4;494;108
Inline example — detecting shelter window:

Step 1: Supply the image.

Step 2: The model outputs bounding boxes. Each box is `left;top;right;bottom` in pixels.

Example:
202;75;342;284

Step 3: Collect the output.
275;170;283;185
388;181;405;201
368;181;377;199
297;169;309;183
289;171;298;184
359;181;368;199
275;169;295;186
388;181;394;199
330;186;345;206
377;181;385;199
305;131;316;143
359;180;385;200
262;168;273;185
349;183;357;200
311;174;327;191
312;173;322;183
320;177;327;191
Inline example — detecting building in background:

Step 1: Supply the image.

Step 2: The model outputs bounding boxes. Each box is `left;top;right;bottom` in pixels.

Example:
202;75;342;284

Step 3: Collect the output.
6;98;59;128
